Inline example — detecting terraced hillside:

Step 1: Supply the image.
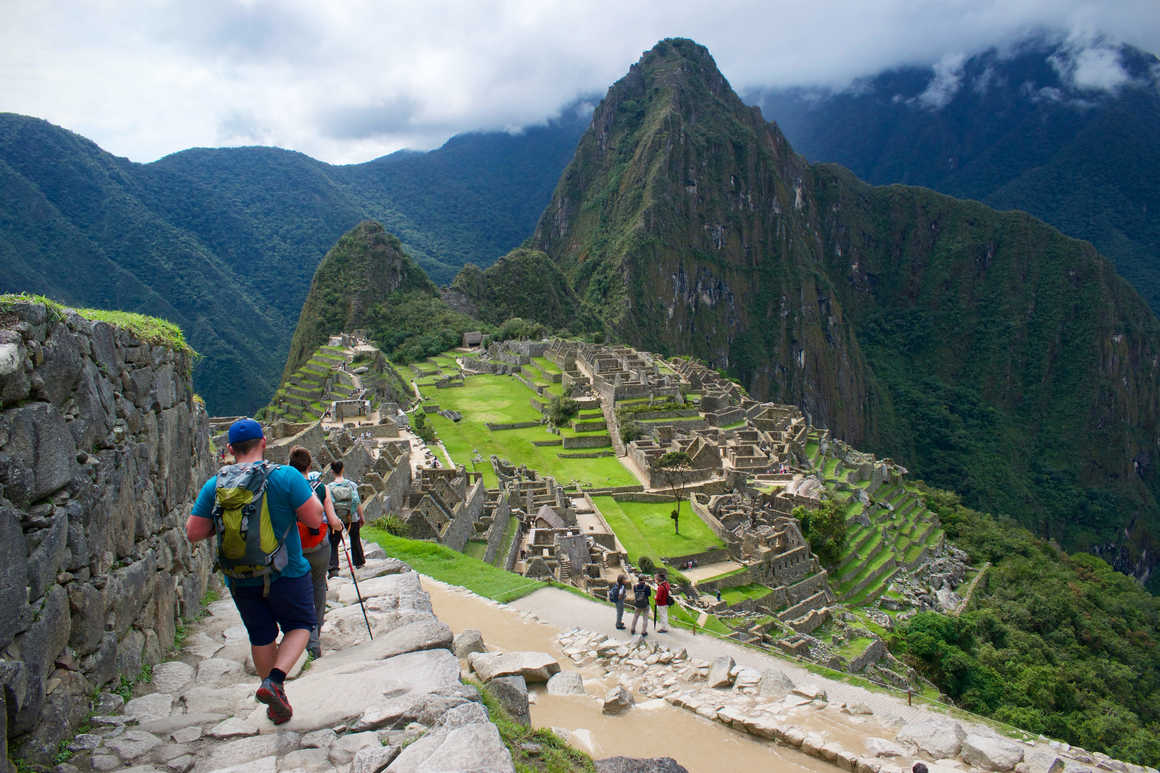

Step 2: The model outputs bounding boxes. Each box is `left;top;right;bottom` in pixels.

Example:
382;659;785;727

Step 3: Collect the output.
803;434;946;606
264;344;355;423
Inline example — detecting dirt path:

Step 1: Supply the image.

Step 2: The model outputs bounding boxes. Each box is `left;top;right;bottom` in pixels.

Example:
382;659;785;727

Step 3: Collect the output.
509;586;939;732
420;577;835;772
951;562;990;617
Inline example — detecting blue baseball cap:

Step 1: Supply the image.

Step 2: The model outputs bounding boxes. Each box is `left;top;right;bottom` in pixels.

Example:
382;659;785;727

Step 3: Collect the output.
228;418;264;445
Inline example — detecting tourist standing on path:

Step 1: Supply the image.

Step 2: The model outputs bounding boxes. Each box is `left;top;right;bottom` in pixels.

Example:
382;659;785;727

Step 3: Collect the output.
629;574;651;636
611;574;628;630
654;570;672;632
185;419;323;725
328;459;366;576
287;447;344;659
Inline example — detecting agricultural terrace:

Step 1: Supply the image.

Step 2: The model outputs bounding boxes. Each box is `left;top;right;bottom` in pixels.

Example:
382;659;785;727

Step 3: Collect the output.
417;371;638;489
590;496;723;566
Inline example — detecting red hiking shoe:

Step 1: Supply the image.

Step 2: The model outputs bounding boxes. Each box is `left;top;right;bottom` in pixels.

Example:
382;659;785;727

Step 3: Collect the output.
256;677;292;725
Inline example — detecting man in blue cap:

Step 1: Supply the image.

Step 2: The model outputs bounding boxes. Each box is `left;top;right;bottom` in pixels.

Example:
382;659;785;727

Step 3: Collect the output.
186;418;323;725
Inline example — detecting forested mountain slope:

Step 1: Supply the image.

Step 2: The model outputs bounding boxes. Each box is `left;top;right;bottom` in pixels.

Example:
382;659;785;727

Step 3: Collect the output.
749;39;1160;313
520;38;1160;585
0;111;586;413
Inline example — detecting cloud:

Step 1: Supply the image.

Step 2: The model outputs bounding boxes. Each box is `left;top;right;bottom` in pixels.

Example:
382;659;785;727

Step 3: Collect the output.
1051;42;1132;91
916;53;967;109
1;0;1158;164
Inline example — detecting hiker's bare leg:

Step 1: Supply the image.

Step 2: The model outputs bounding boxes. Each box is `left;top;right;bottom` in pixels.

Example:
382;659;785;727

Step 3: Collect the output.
251;629;310;678
275;629;311;672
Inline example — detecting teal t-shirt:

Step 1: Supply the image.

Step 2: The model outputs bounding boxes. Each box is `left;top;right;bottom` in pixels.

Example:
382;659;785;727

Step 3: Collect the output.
192;463;313;586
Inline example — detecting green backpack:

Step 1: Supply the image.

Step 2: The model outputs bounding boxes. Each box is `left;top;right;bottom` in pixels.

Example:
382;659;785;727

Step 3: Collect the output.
211;462;293;591
330;480;356;526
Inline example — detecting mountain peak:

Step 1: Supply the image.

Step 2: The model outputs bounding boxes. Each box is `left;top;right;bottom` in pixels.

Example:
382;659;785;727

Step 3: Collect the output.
282;220;435;378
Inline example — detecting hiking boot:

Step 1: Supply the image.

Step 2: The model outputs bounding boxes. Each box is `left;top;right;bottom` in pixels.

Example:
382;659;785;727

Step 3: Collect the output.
327;569;340;579
256;678;292;725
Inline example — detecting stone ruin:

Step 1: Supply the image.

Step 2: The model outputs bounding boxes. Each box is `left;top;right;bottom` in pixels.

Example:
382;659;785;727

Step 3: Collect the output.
403;467;486;551
691;493;835;636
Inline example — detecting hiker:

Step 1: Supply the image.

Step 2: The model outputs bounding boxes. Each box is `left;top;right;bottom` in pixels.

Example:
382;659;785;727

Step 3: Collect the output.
610;574;628;630
287;446;344;659
185;418;322;725
629;574;651;636
654;570;673;632
328;459;365;577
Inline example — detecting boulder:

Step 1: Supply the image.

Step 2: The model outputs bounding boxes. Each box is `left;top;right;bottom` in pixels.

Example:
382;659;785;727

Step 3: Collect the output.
603;685;634;714
706;656;734;688
468;651;560;683
149;662;195;694
387;702;515;773
488;675;531;727
546;671;586;696
960;733;1025;771
328;731;381;766
865;737;906;758
123;692;174;721
757;668;795;699
200;732;300;771
243;648;462;732
452;629;486;658
897;718;966;759
104;729;163;761
352;742;400;773
595;758;690;773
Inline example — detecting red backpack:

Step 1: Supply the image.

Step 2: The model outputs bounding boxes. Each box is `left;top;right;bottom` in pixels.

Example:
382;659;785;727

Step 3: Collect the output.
297;479;328;553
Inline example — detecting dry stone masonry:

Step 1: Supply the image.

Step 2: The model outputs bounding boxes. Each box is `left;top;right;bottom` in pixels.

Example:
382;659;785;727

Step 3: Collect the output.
0;299;214;766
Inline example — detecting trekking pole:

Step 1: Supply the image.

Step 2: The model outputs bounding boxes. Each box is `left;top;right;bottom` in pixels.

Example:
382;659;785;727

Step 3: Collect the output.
339;530;373;640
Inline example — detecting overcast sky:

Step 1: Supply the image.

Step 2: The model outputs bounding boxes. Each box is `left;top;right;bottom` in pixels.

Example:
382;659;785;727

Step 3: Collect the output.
2;0;1158;165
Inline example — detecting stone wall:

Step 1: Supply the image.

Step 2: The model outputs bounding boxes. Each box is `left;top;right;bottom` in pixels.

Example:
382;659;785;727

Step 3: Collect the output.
561;434;613;449
440;479;486;553
483;495;511;565
0;299;214;765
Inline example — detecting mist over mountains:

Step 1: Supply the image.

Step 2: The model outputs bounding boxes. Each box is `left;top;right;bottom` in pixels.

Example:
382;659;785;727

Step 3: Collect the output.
749;37;1160;312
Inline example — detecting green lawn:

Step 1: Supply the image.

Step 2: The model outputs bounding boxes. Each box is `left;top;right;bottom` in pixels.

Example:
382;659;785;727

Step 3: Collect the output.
532;356;562;375
592;496;723;563
719;583;773;606
419;373;637;489
463;540;488;560
419;374;542;424
363;528;545;602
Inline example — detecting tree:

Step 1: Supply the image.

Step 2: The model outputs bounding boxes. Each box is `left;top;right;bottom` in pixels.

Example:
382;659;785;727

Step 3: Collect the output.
791;498;846;569
657;451;693;535
411;409;435;443
546;394;579;427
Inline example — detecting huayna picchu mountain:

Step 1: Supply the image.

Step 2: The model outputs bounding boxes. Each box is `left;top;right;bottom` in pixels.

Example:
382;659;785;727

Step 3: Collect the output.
508;38;1160;584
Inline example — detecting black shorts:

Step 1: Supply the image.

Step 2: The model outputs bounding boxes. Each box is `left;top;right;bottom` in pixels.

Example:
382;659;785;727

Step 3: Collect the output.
229;573;316;646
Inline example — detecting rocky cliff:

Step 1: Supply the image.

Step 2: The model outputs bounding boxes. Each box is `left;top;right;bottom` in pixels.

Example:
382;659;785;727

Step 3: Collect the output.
0;296;213;765
524;38;1160;580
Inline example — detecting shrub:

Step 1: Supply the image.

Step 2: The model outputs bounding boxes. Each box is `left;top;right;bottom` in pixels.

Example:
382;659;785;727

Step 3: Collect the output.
546;395;579;427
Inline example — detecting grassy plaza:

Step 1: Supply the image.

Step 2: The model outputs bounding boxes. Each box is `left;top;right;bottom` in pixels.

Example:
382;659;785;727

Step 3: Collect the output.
418;372;637;489
590;496;723;565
